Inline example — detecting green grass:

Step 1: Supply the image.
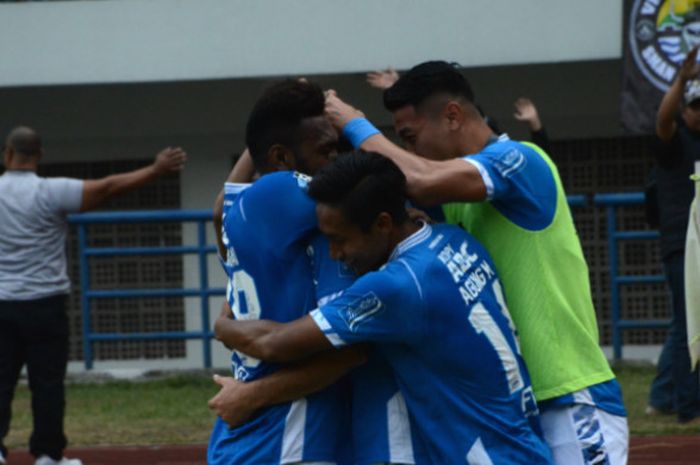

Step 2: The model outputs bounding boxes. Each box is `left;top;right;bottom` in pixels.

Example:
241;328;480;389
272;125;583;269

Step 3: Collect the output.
5;365;700;448
5;375;219;448
614;364;700;436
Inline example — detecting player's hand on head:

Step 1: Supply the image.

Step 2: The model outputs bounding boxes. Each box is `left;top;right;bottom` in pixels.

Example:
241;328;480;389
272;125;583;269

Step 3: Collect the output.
208;374;257;429
153;147;187;175
679;46;700;82
324;90;365;131
366;67;399;90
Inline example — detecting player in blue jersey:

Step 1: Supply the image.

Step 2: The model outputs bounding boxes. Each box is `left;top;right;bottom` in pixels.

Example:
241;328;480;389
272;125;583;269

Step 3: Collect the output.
208;80;417;465
207;80;362;465
214;152;553;465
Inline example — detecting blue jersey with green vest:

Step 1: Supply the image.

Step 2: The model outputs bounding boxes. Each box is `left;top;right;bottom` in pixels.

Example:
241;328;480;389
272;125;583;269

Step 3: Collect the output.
442;134;624;416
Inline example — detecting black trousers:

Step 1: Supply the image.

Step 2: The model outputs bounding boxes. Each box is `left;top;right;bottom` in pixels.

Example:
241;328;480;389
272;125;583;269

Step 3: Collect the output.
0;295;69;460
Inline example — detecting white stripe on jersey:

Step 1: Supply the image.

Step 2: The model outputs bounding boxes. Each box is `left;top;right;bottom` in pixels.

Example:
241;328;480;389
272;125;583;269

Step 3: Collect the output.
396;259;423;300
465;437;495;465
465;159;495;200
387;391;415;464
281;399;307;464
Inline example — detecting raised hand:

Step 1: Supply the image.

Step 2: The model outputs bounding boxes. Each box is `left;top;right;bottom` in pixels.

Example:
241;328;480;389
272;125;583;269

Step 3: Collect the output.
366;67;399;90
324;90;365;131
679;46;700;82
513;98;542;132
153;147;187;175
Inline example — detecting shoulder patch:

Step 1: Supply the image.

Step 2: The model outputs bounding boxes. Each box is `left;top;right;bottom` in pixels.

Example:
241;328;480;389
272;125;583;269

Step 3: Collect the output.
342;291;384;332
492;148;526;178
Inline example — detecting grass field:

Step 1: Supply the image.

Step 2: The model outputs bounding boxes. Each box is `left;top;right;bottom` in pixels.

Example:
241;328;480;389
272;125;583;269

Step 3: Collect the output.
5;364;700;448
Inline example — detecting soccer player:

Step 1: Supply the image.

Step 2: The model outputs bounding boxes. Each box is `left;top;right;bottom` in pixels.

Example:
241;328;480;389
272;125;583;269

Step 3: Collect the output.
214;152;553;465
208;80;416;465
323;61;628;465
207;79;352;465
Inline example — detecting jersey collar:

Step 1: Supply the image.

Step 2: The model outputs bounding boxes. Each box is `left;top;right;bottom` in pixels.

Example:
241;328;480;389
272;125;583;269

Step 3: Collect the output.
388;222;432;262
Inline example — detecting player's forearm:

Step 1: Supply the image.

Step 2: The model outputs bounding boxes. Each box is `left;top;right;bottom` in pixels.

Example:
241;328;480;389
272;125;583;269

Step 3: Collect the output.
244;346;367;408
216;317;326;363
362;134;486;205
229;149;255;183
215;317;278;356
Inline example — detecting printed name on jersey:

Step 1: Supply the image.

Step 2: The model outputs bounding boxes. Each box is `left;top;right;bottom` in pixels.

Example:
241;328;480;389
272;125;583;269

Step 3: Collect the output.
438;241;496;306
491;148;527;178
342;291;384;332
437;241;479;282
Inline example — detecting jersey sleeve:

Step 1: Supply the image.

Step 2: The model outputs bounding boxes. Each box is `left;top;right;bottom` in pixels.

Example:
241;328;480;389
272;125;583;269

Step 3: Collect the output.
44;177;84;214
309;267;425;347
464;142;557;231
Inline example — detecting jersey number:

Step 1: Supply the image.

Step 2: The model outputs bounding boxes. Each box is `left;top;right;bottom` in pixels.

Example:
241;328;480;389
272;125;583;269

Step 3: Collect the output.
228;268;262;371
468;282;524;395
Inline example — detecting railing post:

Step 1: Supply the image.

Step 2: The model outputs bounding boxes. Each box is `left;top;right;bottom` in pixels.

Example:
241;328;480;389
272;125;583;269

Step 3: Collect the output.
77;224;94;370
198;220;212;368
606;206;622;361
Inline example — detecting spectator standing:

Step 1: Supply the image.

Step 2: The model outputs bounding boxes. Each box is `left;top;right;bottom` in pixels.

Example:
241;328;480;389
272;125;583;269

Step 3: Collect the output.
0;127;186;465
647;46;700;424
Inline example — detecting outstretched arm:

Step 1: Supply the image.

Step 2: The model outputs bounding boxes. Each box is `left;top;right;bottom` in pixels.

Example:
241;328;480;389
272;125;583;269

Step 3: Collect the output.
215;311;332;363
324;92;486;206
80;147;186;212
208;345;366;428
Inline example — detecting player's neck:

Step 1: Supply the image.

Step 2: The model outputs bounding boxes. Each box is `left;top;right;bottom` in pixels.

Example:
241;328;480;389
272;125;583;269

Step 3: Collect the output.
389;220;423;251
459;120;494;155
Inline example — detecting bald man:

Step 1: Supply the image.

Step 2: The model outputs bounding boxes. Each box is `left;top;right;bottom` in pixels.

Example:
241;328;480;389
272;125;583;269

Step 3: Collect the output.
0;127;186;465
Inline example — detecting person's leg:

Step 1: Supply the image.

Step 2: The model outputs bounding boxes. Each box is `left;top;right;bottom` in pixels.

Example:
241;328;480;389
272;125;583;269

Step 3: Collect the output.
648;331;676;413
664;252;700;422
22;295;69;460
0;301;26;460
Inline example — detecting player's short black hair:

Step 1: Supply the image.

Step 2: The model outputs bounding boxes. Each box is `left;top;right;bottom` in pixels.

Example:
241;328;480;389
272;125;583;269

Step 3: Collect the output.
245;80;325;170
383;61;474;112
308;151;409;232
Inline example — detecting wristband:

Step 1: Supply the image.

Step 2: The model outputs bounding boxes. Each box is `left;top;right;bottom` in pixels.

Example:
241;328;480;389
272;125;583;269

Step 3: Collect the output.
342;118;380;149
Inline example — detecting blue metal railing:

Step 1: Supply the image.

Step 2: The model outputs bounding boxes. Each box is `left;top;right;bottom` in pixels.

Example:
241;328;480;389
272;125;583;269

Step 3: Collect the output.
593;193;668;360
69;209;225;370
67;194;659;368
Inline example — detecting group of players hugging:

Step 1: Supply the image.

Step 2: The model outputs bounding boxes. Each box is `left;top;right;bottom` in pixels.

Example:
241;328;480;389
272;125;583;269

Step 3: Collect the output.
206;61;629;465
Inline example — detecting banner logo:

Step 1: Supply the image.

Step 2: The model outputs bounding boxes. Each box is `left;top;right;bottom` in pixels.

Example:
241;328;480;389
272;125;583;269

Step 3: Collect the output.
630;0;700;91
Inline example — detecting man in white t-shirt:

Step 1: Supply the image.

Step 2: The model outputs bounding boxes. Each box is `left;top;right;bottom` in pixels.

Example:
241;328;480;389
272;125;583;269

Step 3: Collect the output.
0;127;186;465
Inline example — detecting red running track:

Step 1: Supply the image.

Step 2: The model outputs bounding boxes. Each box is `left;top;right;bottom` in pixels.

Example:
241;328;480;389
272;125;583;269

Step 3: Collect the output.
5;436;699;465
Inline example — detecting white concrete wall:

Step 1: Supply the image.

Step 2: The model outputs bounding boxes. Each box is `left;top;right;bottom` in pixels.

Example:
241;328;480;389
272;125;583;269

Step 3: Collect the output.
0;0;623;87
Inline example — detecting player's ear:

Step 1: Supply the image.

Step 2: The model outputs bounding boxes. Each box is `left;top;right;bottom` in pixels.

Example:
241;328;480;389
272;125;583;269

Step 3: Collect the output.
374;212;393;235
444;101;465;130
267;144;296;171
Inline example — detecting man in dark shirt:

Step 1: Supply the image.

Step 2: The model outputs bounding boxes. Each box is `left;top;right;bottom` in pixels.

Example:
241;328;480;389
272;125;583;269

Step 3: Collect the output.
647;46;700;424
